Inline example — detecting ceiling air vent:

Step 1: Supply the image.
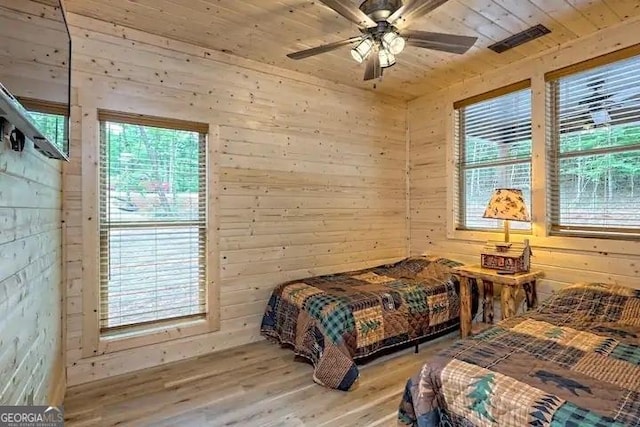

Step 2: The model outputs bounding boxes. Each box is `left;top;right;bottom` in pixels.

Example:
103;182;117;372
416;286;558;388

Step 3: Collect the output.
488;24;551;53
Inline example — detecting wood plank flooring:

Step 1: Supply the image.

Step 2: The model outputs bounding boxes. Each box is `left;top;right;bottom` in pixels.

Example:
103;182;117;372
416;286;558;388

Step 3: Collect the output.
64;334;458;426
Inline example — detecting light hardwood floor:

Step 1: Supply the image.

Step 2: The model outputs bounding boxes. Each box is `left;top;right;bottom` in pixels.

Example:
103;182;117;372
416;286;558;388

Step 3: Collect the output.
64;334;457;426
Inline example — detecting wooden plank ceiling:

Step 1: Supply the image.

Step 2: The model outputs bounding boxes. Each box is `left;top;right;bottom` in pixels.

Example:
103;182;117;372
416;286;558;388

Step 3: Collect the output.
63;0;640;100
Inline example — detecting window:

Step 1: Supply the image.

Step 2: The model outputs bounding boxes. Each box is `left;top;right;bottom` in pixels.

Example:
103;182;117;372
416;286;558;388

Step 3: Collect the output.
19;98;69;155
454;82;532;231
98;111;208;333
548;54;640;237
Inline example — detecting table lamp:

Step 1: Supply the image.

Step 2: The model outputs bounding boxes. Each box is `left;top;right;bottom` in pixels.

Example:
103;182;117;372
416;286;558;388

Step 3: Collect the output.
483;188;530;244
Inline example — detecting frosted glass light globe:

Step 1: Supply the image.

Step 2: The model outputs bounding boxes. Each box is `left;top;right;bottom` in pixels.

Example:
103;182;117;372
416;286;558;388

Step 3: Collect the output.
350;38;374;63
382;32;406;55
378;49;396;68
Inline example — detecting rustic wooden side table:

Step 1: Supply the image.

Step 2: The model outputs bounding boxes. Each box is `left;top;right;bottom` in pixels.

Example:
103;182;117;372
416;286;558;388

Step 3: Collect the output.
453;265;544;338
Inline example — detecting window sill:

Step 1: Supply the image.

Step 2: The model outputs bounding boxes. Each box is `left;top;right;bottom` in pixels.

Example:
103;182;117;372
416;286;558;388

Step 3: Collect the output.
549;229;640;242
98;317;212;355
447;227;640;255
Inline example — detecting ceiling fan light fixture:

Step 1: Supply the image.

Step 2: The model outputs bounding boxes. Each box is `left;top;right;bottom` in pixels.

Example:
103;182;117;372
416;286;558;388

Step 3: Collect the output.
378;48;396;68
285;0;478;81
351;38;374;63
382;31;406;55
589;109;611;126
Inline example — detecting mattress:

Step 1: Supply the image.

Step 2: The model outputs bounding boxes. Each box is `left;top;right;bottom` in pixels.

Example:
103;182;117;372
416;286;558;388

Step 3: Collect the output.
260;256;473;391
398;282;640;426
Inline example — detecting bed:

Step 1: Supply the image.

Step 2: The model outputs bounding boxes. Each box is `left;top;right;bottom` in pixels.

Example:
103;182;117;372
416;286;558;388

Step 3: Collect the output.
260;256;477;391
398;282;640;427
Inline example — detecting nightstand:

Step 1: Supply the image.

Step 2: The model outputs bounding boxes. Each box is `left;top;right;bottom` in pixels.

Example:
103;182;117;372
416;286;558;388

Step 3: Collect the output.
453;265;544;338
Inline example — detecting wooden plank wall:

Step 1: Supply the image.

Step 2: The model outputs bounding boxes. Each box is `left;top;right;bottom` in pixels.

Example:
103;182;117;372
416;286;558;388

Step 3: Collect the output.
0;1;65;405
0;142;63;405
52;10;408;384
0;143;63;405
408;16;640;301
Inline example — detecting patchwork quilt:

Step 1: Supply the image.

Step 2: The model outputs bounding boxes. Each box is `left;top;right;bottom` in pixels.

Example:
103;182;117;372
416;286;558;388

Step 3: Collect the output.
260;256;475;391
398;282;640;427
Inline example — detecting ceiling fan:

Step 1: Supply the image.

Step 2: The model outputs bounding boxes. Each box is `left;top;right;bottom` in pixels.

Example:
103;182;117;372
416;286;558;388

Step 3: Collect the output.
569;78;640;128
286;0;478;81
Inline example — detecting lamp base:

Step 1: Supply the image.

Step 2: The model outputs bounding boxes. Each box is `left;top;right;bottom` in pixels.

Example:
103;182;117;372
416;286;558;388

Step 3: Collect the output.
503;219;510;243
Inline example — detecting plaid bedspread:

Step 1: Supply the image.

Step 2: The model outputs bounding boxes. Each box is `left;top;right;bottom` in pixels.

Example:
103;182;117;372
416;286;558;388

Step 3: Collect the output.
398;282;640;427
260;256;474;391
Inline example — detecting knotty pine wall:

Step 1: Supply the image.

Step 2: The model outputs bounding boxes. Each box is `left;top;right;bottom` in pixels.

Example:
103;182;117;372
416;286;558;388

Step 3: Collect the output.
409;16;640;301
0;2;65;405
13;0;640;393
0;143;63;405
56;11;407;384
0;144;64;406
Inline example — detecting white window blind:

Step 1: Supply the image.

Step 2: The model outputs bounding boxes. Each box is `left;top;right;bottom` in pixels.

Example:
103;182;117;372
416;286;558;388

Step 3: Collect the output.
455;84;532;230
98;112;208;333
548;54;640;237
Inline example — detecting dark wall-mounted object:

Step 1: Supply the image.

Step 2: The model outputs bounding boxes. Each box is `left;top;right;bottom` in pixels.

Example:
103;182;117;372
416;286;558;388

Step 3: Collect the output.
0;0;71;160
489;24;551;54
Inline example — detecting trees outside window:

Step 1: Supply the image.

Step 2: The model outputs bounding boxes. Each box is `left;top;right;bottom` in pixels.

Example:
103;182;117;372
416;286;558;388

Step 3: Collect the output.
455;87;532;231
98;115;208;332
548;55;640;236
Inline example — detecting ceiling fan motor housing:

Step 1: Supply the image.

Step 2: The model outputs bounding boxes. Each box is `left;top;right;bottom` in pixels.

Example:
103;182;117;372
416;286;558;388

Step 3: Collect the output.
359;0;403;22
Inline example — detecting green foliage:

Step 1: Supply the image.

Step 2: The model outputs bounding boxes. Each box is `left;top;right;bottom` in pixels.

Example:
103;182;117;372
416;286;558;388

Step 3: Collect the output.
467;373;496;423
465;136;531;165
558;125;639;200
556;125;640;229
103;121;203;220
106;123;201;193
463;121;640;228
28;111;67;153
560;124;640;154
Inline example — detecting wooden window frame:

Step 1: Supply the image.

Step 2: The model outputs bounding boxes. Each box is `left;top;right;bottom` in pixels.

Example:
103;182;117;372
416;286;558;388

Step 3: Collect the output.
81;107;220;357
19;97;70;117
545;48;640;240
445;44;640;254
453;80;534;233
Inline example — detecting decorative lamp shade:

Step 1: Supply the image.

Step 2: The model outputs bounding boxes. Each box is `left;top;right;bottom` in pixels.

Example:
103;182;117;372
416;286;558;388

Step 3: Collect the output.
483;188;530;222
